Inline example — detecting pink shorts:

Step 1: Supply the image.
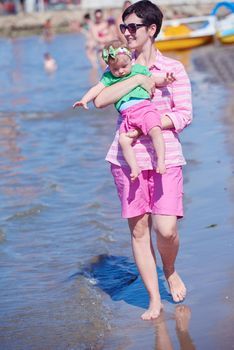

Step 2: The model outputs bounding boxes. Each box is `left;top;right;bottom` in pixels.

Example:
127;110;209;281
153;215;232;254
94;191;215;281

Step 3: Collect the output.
111;164;183;219
119;100;161;135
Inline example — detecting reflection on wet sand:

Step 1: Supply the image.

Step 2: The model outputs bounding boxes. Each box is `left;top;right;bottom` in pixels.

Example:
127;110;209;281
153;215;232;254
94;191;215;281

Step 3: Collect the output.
155;305;195;350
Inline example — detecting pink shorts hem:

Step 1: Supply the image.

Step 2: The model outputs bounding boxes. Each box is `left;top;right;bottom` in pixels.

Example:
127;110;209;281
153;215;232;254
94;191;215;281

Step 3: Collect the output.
151;211;183;220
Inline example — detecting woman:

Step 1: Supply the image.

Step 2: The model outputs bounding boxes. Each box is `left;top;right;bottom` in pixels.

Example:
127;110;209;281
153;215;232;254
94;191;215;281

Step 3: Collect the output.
94;0;192;320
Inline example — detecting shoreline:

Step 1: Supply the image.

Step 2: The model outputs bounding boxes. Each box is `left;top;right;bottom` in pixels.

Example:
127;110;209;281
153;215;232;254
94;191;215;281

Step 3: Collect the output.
0;2;220;37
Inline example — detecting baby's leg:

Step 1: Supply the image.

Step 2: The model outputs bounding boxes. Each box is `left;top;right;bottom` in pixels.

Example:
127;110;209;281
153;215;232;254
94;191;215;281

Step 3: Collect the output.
148;127;166;174
119;133;141;181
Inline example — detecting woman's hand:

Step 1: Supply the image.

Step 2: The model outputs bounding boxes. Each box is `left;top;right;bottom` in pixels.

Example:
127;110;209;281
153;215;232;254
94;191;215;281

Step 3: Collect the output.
136;75;156;98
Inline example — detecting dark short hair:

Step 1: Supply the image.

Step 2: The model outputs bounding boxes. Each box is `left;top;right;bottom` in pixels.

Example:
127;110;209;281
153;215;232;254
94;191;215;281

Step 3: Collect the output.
95;9;103;15
122;0;163;38
83;13;90;20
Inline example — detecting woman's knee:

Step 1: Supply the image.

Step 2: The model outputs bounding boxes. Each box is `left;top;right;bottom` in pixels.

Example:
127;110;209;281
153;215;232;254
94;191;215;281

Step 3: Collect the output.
128;214;151;240
157;225;178;240
153;215;178;240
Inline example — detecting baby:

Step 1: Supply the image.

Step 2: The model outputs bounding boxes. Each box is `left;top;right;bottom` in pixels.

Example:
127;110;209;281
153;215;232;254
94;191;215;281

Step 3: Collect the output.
73;40;175;180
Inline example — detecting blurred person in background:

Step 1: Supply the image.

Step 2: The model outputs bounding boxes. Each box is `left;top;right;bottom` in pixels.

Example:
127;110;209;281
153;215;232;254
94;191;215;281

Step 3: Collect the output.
44;52;57;73
90;8;117;70
81;13;99;68
116;1;132;42
43;18;54;41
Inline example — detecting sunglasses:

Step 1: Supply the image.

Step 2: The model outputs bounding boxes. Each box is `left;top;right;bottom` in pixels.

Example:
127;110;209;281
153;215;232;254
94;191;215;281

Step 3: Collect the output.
119;23;146;35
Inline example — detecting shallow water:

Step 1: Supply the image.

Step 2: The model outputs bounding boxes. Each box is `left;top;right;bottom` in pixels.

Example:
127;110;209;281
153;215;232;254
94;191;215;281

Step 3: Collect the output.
0;34;234;350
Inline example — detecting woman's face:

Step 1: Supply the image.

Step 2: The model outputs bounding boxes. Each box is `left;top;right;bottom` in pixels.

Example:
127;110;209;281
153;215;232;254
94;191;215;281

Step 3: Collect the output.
123;13;152;50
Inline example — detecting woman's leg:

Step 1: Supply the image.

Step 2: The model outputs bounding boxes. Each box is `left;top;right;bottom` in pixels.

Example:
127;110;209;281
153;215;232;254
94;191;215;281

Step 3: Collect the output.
128;213;163;320
153;214;186;302
119;133;140;181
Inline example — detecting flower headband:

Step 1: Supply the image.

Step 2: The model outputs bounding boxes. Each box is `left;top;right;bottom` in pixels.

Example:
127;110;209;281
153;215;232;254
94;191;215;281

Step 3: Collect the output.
102;46;132;63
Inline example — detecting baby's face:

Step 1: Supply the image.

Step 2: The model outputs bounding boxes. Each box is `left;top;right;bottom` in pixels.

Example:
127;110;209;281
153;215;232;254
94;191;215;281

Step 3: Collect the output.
109;55;132;78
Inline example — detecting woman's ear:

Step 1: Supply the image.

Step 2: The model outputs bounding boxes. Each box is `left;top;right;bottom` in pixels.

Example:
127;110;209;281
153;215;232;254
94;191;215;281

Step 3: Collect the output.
149;23;157;38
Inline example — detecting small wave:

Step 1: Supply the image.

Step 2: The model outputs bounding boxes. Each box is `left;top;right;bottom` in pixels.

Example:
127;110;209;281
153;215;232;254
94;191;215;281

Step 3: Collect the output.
20;111;62;120
0;228;6;243
86;202;101;209
98;234;116;243
89;220;113;232
6;204;47;221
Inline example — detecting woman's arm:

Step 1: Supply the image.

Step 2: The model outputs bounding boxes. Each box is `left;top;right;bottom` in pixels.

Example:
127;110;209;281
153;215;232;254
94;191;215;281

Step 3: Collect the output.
94;74;156;108
162;63;192;132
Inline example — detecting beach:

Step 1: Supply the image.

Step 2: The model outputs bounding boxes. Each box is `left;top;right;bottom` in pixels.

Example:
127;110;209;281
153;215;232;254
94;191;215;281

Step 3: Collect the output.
0;2;222;36
0;29;234;349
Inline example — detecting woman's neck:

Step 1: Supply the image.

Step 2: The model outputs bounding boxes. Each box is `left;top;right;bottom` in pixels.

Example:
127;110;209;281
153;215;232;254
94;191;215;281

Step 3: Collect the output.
134;40;157;68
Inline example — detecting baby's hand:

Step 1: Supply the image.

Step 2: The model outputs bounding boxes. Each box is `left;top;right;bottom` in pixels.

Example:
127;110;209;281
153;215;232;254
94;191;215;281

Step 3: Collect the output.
73;100;88;109
154;72;176;87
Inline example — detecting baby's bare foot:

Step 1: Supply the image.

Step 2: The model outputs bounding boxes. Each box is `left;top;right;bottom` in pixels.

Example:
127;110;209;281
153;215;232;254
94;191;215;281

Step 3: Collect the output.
141;299;163;321
167;271;186;303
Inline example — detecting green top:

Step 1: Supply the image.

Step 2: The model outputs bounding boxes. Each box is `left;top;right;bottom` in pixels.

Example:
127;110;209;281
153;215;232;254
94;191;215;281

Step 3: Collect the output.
100;64;152;111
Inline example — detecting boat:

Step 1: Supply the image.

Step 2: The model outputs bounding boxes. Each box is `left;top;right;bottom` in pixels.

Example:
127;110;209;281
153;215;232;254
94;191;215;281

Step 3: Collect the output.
216;13;234;43
211;2;234;44
155;16;216;51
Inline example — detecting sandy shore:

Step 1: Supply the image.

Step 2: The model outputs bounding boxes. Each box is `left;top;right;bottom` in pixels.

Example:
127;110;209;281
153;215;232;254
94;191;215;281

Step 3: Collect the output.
0;2;221;36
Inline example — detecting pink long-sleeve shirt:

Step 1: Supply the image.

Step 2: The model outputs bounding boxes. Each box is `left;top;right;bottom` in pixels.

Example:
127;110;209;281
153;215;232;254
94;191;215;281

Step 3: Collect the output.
105;50;193;170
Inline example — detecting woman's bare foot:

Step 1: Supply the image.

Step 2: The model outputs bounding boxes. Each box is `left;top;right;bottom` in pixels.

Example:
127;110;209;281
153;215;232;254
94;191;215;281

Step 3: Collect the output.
166;271;186;303
130;166;141;181
141;298;163;321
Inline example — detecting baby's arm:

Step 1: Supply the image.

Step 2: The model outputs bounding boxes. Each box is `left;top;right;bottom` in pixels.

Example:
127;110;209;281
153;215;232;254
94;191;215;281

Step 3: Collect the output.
73;82;105;110
152;72;176;87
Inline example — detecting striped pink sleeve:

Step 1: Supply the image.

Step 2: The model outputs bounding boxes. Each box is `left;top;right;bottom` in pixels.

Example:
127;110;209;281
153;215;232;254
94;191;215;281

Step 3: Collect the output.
166;62;193;133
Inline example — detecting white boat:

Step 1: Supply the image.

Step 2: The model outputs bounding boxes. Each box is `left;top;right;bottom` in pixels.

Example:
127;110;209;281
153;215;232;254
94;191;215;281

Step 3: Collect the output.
211;2;234;44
